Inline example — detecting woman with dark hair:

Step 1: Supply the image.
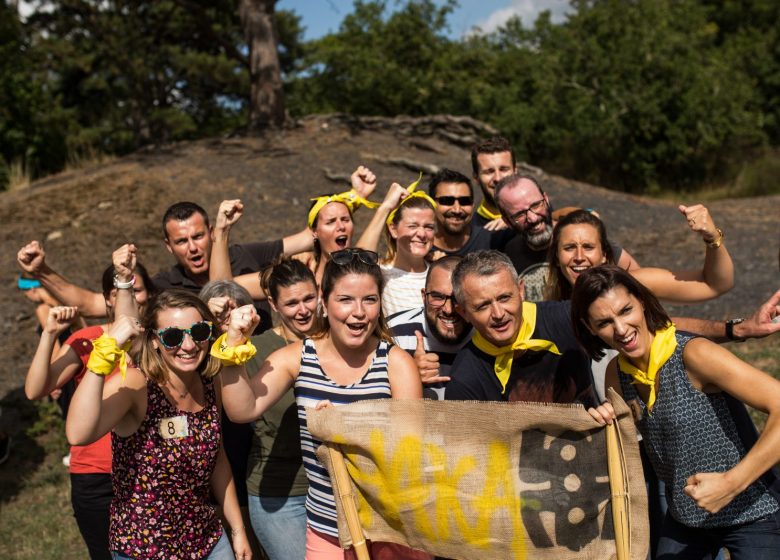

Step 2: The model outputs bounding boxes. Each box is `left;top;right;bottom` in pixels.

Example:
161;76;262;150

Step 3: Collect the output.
242;258;319;560
66;285;251;560
24;244;154;560
357;178;438;316
545;206;734;303
572;265;780;559
211;167;378;296
220;249;425;559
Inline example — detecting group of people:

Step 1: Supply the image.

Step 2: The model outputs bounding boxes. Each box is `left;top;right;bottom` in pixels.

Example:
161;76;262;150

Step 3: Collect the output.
14;135;780;560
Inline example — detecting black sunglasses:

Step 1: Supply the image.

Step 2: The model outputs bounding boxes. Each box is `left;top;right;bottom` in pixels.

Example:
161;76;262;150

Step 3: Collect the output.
156;321;213;349
330;248;379;266
434;196;473;206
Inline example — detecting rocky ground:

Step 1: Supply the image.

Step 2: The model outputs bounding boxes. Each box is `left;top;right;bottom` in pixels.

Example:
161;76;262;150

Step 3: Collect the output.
1;114;778;422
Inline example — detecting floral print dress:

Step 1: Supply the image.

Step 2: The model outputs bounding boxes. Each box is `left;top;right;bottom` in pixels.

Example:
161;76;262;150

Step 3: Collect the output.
110;377;223;559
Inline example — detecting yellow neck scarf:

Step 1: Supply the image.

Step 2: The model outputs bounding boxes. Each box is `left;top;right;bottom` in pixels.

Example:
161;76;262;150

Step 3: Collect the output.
308;190;379;228
472;301;561;393
476;200;501;221
385;173;437;226
618;324;677;411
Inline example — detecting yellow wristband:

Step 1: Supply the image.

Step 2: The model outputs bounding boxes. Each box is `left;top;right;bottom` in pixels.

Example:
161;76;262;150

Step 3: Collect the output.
86;334;130;381
210;333;257;366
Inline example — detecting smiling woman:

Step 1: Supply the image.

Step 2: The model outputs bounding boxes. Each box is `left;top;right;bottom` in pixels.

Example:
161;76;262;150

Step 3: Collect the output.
357;179;438;316
65;287;252;560
219;251;426;559
572;266;780;558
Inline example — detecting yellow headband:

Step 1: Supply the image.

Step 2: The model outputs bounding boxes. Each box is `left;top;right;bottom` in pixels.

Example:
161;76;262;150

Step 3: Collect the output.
385;173;437;226
308;190;379;228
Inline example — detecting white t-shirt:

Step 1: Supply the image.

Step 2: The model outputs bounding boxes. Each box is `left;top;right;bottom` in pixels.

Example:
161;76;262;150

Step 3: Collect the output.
380;264;428;318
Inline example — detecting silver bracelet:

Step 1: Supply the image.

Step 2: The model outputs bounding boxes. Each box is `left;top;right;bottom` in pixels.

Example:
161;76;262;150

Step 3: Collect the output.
113;274;135;289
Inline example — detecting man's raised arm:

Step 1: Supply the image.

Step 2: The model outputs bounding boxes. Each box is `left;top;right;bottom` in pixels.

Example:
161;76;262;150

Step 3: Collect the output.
17;240;107;318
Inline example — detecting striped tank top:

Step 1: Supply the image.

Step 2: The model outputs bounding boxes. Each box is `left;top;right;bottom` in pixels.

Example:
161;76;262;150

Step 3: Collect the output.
619;332;778;527
295;337;392;537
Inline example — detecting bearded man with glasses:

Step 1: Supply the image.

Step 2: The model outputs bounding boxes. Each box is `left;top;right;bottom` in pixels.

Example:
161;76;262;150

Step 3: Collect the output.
387;256;473;399
495;173;639;301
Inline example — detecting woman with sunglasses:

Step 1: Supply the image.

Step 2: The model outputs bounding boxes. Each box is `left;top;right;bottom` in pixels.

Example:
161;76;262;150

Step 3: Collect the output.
572;266;780;559
356;180;437;316
66;285;251;560
220;248;426;559
24;244;153;560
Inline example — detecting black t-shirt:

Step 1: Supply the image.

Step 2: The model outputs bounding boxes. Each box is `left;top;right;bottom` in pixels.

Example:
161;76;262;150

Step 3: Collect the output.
445;300;595;407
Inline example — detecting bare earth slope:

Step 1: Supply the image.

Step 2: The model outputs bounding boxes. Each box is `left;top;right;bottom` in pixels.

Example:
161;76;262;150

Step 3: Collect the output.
1;115;778;402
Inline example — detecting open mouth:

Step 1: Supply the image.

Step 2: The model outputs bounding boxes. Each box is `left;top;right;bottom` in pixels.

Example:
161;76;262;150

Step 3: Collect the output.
346;322;367;336
190;254;205;268
616;331;638;351
335;235;349;248
294;314;313;327
490;319;511;334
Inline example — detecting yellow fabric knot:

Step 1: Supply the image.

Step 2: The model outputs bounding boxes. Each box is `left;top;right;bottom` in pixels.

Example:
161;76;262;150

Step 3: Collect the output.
308;190;379;228
618;324;677;411
385;172;437;226
472;301;561;393
210;333;257;366
87;333;131;382
476;200;502;221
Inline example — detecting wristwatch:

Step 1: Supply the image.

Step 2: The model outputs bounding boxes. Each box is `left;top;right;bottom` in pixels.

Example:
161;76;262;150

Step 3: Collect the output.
725;317;745;341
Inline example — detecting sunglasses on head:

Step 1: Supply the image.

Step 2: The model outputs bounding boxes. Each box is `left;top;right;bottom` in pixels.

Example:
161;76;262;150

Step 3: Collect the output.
330;248;379;266
434;196;473;206
156;321;213;349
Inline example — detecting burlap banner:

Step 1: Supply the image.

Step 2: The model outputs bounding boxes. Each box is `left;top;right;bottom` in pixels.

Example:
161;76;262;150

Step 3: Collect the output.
309;389;648;560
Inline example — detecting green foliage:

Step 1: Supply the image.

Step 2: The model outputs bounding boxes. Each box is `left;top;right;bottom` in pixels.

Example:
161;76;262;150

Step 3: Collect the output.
3;0;780;192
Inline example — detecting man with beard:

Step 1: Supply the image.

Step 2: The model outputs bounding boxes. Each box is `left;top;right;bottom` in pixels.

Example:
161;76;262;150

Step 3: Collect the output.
428;168;504;258
495;173;638;301
387;256;472;399
445;250;596;405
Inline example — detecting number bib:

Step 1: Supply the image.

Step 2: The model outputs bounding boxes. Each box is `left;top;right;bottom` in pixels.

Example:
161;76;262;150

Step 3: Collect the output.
160;415;189;439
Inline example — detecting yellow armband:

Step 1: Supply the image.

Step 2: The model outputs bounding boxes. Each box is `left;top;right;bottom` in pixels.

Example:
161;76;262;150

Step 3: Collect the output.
210;333;257;366
86;334;131;381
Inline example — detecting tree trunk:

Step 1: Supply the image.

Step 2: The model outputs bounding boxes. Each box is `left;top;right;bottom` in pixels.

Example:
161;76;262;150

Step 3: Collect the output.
240;0;286;130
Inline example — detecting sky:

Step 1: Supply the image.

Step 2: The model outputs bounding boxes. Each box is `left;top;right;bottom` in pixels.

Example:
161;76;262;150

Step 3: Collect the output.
17;1;572;37
279;0;572;40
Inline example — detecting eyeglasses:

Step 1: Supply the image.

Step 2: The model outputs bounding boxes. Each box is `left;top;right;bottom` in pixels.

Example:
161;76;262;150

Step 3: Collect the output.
424;291;457;308
156;321;213;349
330;248;379;266
509;198;547;224
434;196;473;207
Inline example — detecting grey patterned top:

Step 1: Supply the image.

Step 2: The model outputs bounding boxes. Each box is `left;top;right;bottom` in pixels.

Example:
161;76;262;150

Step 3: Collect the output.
619;332;778;528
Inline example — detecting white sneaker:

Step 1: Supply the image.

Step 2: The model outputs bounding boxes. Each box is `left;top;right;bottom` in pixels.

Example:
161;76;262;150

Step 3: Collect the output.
62;453;71;467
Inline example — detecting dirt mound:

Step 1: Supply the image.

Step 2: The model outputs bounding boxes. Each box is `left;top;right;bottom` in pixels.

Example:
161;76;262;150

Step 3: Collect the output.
2;115;778;400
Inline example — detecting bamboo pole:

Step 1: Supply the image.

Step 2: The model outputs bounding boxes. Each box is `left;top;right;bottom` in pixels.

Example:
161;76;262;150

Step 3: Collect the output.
327;444;371;560
606;421;630;560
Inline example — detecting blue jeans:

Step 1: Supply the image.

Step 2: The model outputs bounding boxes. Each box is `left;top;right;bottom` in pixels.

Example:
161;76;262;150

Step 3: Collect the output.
657;510;780;560
248;494;307;560
111;530;233;559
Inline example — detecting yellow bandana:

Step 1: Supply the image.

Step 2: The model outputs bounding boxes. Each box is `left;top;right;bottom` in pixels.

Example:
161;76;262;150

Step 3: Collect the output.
210;333;257;366
385;173;437;226
476;200;502;221
308;190;379;228
472;301;561;393
618;324;677;411
87;333;131;382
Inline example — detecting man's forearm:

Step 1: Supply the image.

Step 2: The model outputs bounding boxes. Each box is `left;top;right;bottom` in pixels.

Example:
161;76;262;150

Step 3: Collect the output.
36;264;107;318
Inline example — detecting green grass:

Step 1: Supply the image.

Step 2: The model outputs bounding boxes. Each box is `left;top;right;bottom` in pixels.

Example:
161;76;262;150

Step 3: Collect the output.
0;399;86;559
